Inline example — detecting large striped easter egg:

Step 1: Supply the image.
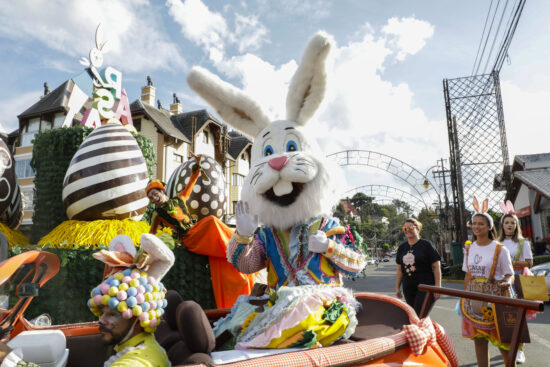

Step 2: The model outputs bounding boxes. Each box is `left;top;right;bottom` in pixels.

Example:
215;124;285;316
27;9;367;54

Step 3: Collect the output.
166;155;226;221
0;140;23;228
62;122;149;220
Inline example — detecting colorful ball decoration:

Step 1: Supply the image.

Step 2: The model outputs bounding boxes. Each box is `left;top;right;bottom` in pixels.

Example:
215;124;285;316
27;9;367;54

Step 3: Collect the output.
62;121;149;220
88;269;167;332
0;139;23;229
166;155;226;220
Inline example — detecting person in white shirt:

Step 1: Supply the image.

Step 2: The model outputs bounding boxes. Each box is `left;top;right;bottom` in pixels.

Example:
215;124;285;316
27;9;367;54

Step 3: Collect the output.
461;197;514;367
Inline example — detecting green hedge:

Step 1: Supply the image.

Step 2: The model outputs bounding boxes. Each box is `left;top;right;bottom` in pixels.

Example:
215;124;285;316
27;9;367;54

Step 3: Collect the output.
15;245;215;325
30;127;156;243
533;255;550;266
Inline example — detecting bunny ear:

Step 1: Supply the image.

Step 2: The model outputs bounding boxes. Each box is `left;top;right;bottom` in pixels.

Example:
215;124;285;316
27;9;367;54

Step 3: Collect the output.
187;66;271;139
109;235;136;257
286;32;333;126
481;199;489;213
506;200;515;214
95;23;104;50
499;202;508;214
473;196;480;212
139;233;175;281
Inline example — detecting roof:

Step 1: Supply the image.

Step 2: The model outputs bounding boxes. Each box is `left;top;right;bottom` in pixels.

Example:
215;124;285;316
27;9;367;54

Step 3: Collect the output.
513;169;550;200
340;200;359;216
171;109;221;141
130;100;190;143
513;153;550;171
228;133;252;160
18;80;72;119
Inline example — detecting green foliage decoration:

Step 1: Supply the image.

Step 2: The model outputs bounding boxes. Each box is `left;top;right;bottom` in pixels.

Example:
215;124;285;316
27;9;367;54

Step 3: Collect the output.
30;126;157;243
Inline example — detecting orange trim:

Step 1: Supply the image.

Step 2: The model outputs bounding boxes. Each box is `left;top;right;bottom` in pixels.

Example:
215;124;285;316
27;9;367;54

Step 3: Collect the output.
179;165;201;201
145;180;166;194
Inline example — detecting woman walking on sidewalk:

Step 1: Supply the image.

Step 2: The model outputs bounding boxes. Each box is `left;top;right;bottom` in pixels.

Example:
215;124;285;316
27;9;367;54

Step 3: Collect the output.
395;218;441;316
497;201;532;364
462;197;515;367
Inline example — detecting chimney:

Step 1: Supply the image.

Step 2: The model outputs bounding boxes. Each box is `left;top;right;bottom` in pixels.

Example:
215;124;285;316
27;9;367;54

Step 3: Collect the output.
141;76;155;105
170;93;183;115
43;82;50;95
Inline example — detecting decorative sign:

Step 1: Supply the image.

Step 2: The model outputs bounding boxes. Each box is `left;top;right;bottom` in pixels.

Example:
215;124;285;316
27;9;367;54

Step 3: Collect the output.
516;206;531;218
62;24;133;128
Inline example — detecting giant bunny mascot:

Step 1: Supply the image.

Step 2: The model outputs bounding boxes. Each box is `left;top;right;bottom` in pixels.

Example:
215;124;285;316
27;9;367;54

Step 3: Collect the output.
187;32;367;350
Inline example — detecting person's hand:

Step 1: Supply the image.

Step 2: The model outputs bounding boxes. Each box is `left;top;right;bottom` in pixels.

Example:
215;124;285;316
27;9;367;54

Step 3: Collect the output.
396;289;402;299
498;280;511;289
235;201;258;237
308;231;329;253
433;293;441;300
0;341;12;363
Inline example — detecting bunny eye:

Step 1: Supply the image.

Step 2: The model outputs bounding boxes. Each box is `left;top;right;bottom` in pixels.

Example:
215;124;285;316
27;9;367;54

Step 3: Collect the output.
264;145;274;156
286;140;298;152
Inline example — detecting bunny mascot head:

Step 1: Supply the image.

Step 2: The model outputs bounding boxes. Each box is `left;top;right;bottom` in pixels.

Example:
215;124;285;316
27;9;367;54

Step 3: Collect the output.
187;32;338;230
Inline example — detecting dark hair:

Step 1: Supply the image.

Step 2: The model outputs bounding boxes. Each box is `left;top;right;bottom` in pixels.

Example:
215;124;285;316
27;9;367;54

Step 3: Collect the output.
472;214;497;240
497;214;524;242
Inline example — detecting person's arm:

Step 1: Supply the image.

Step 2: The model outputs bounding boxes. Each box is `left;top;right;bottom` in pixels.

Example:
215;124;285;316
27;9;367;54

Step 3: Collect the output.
323;240;367;276
514;240;533;268
179;156;203;201
0;343;39;367
498;273;514;289
463;272;471;290
227;234;267;274
431;260;441;300
396;264;403;299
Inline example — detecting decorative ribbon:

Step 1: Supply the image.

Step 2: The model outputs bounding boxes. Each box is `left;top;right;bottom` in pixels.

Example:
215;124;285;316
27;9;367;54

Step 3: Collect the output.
403;316;437;356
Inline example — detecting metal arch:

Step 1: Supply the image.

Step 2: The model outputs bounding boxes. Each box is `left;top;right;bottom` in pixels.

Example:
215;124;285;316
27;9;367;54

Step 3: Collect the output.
345;185;427;213
327;150;441;208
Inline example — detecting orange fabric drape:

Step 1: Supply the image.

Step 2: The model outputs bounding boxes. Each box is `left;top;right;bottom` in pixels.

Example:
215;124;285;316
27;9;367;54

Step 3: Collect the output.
184;216;256;308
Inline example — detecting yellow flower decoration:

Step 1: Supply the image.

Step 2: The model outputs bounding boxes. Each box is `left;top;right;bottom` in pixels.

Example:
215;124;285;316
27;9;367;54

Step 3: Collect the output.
465;240;472;246
155;227;173;237
481;305;493;320
240;312;258;335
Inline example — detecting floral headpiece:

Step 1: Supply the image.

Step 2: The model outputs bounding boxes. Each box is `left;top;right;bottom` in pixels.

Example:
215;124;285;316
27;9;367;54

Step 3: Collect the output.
471;196;493;229
498;200;517;223
88;233;175;333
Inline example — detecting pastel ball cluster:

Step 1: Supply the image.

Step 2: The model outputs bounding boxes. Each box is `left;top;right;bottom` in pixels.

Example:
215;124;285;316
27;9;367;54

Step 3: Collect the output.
88;268;167;333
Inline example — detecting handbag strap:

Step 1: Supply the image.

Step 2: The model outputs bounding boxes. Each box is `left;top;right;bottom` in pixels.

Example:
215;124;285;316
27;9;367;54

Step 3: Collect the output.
488;243;503;281
514;239;524;262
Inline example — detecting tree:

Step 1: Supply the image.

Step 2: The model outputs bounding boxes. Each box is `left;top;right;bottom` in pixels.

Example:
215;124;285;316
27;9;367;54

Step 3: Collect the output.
349;193;374;222
417;208;439;244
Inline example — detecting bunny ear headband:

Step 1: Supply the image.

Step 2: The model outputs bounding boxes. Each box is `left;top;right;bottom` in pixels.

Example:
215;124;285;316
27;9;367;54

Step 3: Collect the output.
498;200;517;223
472;196;494;229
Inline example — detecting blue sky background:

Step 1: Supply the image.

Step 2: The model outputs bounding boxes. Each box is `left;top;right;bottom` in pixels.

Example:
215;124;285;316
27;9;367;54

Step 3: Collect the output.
1;0;548;199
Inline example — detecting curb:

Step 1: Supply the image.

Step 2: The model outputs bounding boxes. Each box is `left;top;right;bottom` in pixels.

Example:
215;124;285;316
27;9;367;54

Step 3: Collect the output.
443;279;464;283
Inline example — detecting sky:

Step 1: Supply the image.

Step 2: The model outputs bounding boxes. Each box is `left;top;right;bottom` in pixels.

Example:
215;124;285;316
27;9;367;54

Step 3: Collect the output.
0;0;549;207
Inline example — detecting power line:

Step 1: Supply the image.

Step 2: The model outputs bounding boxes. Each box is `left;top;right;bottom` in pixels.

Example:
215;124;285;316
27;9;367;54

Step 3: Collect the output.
493;0;526;72
473;0;501;76
471;0;495;76
482;0;510;74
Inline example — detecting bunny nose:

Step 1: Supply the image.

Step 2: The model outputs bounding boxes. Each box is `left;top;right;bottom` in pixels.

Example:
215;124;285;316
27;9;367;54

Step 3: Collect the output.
268;156;289;171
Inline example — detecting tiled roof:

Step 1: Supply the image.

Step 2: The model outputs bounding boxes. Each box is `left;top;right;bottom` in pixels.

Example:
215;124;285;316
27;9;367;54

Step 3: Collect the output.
228;132;252;160
513;153;550;171
513;169;550;200
171;109;221;141
18;80;72;119
341;200;359;216
130;100;190;143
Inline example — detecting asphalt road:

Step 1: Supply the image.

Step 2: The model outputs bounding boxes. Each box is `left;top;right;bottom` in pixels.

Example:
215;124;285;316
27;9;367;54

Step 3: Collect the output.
344;258;550;367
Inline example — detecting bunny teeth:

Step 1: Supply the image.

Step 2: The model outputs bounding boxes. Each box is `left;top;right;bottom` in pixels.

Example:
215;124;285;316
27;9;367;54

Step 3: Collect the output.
273;179;293;196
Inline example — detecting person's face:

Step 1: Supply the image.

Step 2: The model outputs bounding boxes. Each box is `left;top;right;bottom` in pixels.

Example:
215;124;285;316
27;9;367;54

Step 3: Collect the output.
402;222;419;239
98;307;134;345
502;216;517;236
147;189;168;205
472;215;490;238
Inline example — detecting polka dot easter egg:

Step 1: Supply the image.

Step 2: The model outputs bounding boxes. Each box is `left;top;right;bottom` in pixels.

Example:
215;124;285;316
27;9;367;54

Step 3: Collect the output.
62;121;149;220
166;155;226;220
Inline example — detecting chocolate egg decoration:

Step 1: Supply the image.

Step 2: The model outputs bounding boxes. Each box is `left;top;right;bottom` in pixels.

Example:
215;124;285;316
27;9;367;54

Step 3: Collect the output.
166;155;226;221
0;140;23;228
62;121;149;220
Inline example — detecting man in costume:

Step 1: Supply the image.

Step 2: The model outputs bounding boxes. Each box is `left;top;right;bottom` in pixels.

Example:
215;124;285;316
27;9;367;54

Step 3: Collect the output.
145;154;256;309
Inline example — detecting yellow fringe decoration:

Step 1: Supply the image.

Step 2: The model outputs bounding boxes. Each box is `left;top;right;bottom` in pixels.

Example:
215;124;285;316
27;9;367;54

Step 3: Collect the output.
38;219;151;249
0;222;29;248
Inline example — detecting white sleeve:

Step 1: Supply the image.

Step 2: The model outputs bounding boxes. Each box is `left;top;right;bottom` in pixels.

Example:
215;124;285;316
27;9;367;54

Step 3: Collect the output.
1;349;24;367
522;240;533;260
496;246;514;279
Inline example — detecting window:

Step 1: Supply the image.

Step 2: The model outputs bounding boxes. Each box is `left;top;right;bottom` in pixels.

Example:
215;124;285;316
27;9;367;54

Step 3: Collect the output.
232;173;244;186
133;119;141;132
173;153;183;163
21;187;34;211
53;114;65;128
15;159;35;178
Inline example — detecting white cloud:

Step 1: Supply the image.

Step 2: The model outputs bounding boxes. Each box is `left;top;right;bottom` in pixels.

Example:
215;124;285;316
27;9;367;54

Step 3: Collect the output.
233;14;269;53
0;0;186;73
382;17;435;61
500;81;550;158
0;91;42;132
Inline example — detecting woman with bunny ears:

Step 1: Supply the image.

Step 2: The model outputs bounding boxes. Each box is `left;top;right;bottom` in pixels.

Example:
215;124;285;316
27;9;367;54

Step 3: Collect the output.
497;201;532;364
186;32;367;349
461;197;514;367
498;200;533;272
